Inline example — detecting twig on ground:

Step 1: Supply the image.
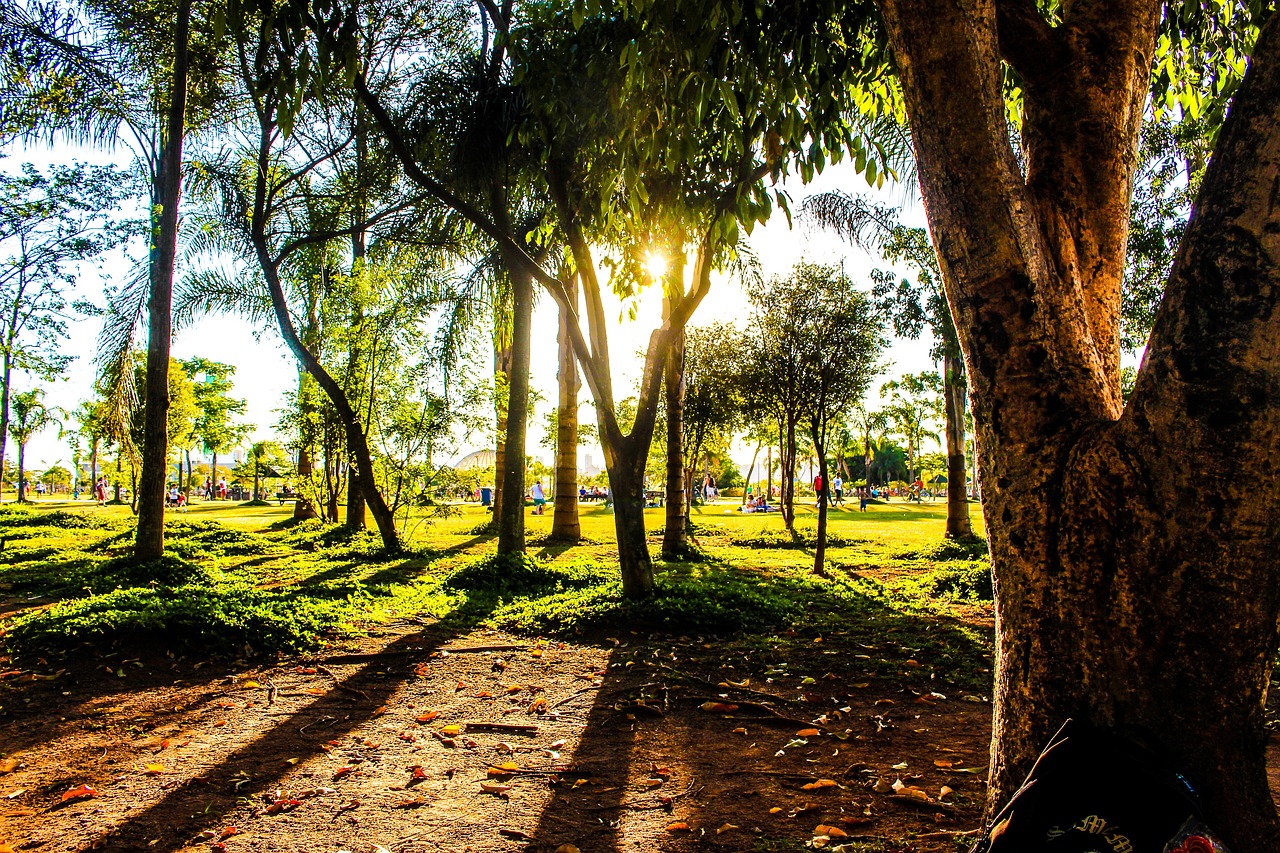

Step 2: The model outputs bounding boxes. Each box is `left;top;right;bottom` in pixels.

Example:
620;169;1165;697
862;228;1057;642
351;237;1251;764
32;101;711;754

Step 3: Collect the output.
465;722;539;735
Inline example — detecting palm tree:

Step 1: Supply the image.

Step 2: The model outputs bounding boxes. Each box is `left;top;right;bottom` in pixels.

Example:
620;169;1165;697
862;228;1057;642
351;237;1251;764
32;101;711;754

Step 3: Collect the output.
248;440;283;502
881;374;944;486
8;389;62;502
72;399;110;498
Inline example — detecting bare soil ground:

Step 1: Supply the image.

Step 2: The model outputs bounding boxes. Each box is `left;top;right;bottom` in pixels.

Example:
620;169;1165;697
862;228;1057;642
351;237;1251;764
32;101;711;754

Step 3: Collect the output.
0;617;997;853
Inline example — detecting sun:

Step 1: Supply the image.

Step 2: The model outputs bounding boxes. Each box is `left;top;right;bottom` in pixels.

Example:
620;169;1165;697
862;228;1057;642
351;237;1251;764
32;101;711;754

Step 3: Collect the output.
644;252;668;280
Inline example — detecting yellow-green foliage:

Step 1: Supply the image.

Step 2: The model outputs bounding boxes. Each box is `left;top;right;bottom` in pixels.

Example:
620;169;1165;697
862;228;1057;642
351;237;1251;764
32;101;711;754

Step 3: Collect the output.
0;497;991;686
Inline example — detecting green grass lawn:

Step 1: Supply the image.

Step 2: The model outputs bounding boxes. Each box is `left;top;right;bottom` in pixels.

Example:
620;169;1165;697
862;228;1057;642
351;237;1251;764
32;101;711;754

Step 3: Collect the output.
0;495;993;689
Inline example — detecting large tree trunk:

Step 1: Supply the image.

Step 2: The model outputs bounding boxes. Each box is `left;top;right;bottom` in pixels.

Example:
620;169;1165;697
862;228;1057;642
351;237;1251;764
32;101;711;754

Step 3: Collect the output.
551;276;580;540
495;269;531;556
879;0;1280;845
662;325;687;558
604;452;653;598
135;0;191;560
942;342;972;537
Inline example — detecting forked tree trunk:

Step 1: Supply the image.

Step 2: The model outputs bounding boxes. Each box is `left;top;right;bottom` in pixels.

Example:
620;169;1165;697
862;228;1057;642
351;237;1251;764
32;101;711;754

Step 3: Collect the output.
135;0;191;560
551;277;580;540
879;1;1280;845
662;326;687;558
942;344;972;537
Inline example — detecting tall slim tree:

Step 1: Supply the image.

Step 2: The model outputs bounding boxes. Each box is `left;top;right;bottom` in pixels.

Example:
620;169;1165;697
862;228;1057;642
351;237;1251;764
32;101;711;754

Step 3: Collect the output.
7;387;60;502
134;0;192;559
181;357;248;498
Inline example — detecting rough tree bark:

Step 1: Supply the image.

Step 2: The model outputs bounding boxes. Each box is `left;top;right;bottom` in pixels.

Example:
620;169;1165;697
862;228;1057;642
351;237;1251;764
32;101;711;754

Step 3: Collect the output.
878;0;1280;845
551;275;581;540
135;0;191;560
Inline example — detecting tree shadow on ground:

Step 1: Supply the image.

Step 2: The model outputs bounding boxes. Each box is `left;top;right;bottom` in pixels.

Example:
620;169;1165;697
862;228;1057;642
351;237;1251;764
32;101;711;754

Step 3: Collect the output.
523;567;993;853
69;591;511;852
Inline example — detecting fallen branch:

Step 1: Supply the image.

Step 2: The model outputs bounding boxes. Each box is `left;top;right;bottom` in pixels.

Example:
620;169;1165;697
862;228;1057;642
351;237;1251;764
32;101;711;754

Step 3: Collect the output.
440;644;527;654
465;722;539;735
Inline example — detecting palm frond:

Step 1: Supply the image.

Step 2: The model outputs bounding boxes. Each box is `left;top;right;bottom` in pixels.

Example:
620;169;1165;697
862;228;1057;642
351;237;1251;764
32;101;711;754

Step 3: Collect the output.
94;257;148;450
800;190;901;253
174;266;275;332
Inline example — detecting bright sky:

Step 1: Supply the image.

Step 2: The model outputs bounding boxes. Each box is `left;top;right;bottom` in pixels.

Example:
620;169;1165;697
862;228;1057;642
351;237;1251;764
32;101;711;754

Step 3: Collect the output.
6;139;939;476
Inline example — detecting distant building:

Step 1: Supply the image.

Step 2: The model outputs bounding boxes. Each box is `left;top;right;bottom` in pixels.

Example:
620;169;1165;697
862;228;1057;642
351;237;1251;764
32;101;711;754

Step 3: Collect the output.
580;453;603;476
455;448;496;470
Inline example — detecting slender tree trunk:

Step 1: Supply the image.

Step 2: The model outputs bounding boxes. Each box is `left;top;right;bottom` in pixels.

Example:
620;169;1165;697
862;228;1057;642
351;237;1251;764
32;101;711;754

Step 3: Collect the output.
742;443;760;505
496;269;531;556
16;443;25;502
942;343;972;537
781;419;797;531
879;1;1280;844
551;276;580;540
0;355;11;504
662;325;687;558
766;443;772;504
135;0;191;560
810;424;829;576
492;341;511;527
249;136;398;551
346;108;370;532
90;443;98;499
253;458;260;501
209;451;216;502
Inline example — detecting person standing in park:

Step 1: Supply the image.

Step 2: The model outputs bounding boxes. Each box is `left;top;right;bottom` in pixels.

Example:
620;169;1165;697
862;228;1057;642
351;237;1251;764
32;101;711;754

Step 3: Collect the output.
832;474;843;507
813;472;824;508
531;480;546;515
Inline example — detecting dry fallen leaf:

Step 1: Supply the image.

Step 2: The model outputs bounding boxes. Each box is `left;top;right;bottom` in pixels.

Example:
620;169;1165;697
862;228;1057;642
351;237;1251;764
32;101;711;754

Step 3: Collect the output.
143;764;163;776
0;759;18;775
439;724;462;736
716;823;739;834
480;782;512;795
527;698;549;714
940;785;954;799
488;762;520;777
393;796;428;809
665;822;691;832
553;845;581;853
699;702;739;713
934;759;954;768
814;824;849;838
416;711;440;723
768;807;783;814
731;726;748;735
796;728;821;737
61;784;98;803
801;779;838;790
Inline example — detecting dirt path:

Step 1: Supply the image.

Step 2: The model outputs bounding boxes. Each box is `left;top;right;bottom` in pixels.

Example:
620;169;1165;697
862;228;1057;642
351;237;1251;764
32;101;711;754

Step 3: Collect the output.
1;619;992;853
